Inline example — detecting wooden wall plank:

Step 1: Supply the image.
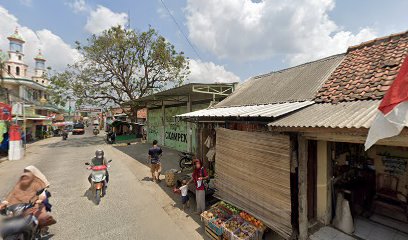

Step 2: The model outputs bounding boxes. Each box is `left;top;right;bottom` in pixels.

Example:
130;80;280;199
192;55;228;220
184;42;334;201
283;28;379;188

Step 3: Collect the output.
215;128;292;239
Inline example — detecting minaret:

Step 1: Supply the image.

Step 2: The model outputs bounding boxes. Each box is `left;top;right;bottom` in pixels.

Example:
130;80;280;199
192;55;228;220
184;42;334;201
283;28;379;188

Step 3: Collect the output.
6;27;28;78
33;49;48;85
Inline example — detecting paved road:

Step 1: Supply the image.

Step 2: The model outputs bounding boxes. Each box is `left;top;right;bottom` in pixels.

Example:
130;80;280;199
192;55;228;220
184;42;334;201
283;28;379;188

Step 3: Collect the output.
0;130;204;240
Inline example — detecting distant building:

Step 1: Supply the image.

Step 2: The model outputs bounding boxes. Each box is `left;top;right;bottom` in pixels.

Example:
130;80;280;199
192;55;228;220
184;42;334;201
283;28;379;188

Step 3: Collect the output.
0;28;61;140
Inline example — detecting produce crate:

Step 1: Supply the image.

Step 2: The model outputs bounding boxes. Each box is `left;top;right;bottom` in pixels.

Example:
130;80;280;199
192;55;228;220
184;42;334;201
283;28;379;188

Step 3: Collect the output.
201;212;215;226
232;223;258;240
223;216;245;240
208;217;228;236
205;225;222;240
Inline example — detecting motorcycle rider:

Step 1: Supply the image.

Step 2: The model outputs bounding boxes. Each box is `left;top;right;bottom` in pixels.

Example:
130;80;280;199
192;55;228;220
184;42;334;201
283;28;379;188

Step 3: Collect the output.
0;166;56;229
88;149;110;186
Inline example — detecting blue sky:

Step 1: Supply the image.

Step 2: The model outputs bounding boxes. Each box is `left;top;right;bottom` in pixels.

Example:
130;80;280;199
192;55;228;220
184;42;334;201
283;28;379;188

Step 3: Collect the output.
1;0;408;82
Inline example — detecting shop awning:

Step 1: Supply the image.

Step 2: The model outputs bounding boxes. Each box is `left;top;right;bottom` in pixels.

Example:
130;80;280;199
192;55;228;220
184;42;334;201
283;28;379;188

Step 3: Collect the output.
176;101;314;119
268;100;380;129
26;117;51;121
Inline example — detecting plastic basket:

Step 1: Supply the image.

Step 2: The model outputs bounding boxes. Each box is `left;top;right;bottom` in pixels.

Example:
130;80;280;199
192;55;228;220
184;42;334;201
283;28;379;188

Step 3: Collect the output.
232;223;258;240
209;217;228;236
200;212;215;226
223;216;245;240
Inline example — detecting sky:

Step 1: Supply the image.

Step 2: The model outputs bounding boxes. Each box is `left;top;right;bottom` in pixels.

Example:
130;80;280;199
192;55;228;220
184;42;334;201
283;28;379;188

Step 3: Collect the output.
0;0;408;83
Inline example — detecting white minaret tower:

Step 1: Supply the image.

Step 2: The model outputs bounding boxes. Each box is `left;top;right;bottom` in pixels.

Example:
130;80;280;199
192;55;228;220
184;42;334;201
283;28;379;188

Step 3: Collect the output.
6;27;28;78
32;49;48;85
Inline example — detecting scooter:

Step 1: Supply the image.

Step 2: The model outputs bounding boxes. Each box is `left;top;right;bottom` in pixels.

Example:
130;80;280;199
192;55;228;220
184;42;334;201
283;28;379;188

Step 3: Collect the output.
93;129;99;136
179;152;194;169
0;190;44;240
85;160;112;205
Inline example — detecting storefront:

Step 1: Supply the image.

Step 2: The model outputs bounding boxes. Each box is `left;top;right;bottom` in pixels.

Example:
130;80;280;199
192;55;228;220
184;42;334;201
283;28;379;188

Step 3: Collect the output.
133;83;237;153
269;101;408;238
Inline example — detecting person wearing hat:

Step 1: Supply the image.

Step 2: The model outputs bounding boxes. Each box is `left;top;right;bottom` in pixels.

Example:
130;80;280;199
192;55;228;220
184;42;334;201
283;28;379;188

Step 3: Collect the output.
187;159;208;214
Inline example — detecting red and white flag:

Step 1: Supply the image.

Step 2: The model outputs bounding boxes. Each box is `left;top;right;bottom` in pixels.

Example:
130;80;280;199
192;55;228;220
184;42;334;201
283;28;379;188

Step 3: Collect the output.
365;55;408;150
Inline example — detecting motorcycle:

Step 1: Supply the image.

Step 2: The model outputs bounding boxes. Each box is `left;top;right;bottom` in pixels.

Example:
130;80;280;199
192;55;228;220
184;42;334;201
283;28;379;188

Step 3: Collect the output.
85;160;112;205
106;133;115;144
93;129;99;136
179;152;194;170
0;190;44;240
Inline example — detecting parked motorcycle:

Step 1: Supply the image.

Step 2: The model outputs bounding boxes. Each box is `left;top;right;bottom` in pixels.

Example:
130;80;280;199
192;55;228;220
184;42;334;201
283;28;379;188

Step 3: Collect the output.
93;128;100;136
106;132;115;144
179;152;194;169
85;160;112;205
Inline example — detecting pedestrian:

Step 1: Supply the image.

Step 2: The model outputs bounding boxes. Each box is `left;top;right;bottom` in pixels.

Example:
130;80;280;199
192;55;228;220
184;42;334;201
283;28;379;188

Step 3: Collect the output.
187;159;209;214
178;179;190;210
148;140;163;183
0;132;9;153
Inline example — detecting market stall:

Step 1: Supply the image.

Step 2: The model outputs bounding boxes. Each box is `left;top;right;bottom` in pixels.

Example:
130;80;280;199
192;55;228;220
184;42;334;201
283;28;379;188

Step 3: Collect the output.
201;201;267;240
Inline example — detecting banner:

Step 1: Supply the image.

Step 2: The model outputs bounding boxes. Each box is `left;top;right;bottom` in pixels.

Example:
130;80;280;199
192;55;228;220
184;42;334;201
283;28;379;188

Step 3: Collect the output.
0;102;12;121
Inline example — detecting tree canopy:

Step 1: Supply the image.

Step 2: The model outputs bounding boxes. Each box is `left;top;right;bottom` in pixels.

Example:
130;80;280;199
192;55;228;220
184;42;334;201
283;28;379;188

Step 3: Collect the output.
49;26;189;119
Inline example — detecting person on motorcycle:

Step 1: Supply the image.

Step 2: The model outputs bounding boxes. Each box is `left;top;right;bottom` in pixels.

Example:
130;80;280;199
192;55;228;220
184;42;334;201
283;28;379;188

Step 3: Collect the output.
0;166;56;228
88;149;110;186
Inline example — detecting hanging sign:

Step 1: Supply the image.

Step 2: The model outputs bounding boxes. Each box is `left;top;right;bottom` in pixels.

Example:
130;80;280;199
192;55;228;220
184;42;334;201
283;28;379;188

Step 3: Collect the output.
12;103;23;115
0;102;12;121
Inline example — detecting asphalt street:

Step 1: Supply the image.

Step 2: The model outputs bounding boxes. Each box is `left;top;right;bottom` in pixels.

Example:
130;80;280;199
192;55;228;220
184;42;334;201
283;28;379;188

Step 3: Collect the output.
0;129;204;240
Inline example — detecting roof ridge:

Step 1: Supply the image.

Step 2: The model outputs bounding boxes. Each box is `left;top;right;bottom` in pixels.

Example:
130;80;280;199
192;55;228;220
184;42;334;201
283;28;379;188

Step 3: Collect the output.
347;30;408;52
253;53;345;79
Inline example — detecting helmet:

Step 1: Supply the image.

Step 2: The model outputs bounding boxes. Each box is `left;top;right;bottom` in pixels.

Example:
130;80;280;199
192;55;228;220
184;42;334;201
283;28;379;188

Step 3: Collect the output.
95;149;104;159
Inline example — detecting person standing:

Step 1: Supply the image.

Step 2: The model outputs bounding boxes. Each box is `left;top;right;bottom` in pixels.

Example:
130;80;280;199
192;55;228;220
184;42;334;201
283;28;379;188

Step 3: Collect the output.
148;140;163;182
188;159;209;214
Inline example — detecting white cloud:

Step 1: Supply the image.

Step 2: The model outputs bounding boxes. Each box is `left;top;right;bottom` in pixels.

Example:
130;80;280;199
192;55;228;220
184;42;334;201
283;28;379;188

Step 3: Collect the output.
0;6;80;72
19;0;32;6
84;5;128;34
66;0;88;13
185;0;377;65
188;59;240;83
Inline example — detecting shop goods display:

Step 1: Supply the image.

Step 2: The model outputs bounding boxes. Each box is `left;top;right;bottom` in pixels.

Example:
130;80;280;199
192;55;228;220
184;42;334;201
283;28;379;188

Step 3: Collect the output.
209;217;227;236
233;223;257;240
223;216;245;240
240;211;264;229
219;201;241;214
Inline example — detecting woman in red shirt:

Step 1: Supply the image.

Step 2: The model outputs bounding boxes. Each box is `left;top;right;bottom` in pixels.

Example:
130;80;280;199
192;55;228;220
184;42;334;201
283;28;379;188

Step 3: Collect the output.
188;159;209;214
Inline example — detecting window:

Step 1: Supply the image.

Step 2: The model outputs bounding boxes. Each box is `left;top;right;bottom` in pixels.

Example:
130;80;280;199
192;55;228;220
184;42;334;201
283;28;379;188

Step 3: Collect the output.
16;66;20;76
18;55;22;61
42;80;44;84
7;65;10;73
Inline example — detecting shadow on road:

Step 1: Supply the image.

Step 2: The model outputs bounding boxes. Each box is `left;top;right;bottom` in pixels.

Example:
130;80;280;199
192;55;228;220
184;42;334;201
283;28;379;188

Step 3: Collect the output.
42;136;106;148
115;143;207;238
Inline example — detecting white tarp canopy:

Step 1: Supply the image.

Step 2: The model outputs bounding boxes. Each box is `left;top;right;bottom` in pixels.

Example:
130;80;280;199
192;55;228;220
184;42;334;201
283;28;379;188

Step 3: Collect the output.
176;101;313;119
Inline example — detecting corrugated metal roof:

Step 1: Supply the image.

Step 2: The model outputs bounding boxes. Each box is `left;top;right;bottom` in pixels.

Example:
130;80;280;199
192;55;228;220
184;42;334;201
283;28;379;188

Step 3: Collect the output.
216;54;345;107
269;100;380;129
177;101;314;118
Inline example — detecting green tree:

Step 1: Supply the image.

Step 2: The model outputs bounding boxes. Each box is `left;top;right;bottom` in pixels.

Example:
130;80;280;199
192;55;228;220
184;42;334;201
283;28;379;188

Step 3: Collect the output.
50;26;189;120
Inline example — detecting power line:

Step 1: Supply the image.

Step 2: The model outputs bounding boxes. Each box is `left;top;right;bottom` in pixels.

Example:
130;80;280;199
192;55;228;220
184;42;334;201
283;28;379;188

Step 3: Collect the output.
159;0;208;69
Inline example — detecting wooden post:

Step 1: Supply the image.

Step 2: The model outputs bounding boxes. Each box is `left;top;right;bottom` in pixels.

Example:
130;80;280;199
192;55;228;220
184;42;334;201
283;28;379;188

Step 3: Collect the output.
187;95;192;153
298;135;308;240
161;100;165;145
